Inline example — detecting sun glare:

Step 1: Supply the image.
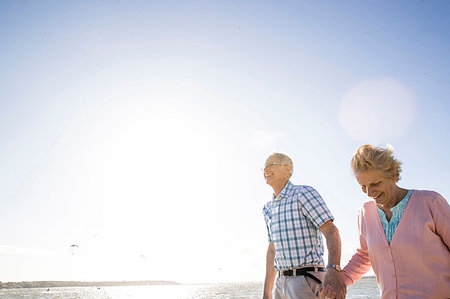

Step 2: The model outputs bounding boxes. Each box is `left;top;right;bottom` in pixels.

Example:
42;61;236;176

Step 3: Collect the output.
51;82;251;282
339;77;416;143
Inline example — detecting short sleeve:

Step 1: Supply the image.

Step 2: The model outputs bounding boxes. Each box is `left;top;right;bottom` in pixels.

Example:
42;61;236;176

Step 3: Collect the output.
297;185;334;228
262;205;273;242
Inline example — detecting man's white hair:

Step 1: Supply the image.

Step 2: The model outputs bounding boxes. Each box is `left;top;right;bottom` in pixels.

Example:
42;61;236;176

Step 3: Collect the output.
271;152;294;178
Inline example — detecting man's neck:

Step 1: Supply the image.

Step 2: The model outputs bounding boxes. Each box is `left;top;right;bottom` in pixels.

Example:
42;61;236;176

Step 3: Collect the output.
272;180;289;197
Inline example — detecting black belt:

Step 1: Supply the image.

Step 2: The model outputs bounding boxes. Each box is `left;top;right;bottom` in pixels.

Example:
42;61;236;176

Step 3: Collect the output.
279;267;325;284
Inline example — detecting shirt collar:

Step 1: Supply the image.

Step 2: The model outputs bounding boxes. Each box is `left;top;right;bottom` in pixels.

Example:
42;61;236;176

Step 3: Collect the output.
390;189;413;212
272;180;293;201
375;189;413;212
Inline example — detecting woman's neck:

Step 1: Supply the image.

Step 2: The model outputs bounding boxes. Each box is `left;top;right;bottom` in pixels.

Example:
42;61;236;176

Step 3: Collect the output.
381;187;408;210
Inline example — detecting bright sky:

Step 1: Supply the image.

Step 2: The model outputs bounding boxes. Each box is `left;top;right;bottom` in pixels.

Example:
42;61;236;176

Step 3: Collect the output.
1;0;449;284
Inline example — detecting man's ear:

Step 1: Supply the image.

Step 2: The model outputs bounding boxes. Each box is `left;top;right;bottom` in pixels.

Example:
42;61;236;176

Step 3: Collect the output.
285;165;292;176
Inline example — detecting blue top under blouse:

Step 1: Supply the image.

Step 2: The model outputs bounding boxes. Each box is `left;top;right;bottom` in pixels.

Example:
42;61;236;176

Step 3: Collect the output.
377;189;414;244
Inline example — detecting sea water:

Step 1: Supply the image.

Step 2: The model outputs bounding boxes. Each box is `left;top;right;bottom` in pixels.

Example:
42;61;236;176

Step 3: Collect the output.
0;277;380;299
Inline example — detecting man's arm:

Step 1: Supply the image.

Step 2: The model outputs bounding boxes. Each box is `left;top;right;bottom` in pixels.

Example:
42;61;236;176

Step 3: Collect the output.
319;220;346;299
263;242;277;299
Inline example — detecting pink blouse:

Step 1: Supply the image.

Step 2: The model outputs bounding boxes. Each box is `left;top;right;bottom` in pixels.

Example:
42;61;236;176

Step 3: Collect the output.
342;190;450;299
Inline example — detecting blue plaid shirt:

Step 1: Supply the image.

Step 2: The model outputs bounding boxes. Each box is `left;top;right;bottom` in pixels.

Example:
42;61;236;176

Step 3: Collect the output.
263;181;334;271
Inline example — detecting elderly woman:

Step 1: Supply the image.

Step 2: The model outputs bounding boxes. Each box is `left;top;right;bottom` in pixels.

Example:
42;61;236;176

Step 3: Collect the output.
340;144;450;298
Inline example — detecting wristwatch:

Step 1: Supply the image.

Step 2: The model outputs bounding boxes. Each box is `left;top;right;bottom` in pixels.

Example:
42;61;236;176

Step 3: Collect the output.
326;264;341;271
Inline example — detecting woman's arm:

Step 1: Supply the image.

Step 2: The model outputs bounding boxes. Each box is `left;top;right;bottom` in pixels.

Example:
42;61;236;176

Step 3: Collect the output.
432;192;450;249
341;211;372;286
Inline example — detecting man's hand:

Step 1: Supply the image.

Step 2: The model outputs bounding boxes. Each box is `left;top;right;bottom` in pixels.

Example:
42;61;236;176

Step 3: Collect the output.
320;268;346;299
319;220;346;298
262;243;276;299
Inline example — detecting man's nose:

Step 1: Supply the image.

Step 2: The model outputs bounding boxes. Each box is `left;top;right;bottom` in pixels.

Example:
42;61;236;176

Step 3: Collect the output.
366;187;375;197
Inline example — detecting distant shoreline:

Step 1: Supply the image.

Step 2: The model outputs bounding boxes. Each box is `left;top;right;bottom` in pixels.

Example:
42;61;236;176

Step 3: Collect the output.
0;280;180;289
0;276;377;290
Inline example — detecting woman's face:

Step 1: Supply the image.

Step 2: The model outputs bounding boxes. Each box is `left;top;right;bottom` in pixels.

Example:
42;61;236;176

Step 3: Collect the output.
355;169;398;207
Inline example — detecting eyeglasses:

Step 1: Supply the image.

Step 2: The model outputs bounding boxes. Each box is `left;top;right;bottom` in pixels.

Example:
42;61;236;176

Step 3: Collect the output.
261;162;287;171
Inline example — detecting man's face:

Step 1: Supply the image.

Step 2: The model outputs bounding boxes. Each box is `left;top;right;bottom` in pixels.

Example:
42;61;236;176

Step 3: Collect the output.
263;155;291;188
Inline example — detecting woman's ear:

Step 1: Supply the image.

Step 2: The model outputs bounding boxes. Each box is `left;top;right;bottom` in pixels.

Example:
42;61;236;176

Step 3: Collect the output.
393;171;400;183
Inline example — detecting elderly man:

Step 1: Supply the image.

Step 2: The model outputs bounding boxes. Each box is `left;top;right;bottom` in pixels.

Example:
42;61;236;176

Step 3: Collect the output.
262;153;346;299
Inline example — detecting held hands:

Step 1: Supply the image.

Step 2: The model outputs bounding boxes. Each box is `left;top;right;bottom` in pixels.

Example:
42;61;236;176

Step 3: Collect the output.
316;269;347;299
